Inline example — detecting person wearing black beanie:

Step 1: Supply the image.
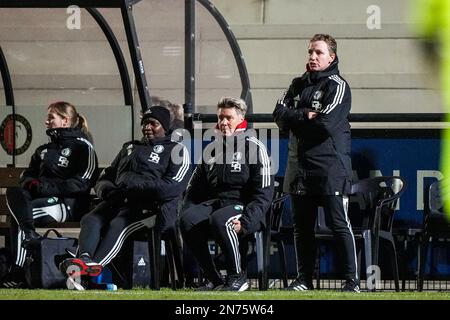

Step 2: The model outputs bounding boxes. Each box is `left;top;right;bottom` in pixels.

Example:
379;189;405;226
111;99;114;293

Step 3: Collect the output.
60;106;191;290
141;105;171;133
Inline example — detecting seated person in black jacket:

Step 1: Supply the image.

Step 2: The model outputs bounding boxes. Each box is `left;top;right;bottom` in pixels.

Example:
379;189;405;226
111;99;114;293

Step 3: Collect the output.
179;97;274;291
60;106;190;290
1;101;99;288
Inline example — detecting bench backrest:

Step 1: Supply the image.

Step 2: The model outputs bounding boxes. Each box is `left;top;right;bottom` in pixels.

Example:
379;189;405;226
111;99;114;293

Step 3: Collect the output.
0;167;23;222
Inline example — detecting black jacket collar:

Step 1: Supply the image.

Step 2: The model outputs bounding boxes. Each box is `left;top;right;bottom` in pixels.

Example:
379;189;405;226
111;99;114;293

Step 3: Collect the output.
140;134;173;146
303;55;340;84
46;127;85;142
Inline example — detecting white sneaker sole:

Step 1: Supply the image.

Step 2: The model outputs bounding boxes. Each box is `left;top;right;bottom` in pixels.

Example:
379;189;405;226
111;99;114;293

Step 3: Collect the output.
66;276;85;291
238;282;249;292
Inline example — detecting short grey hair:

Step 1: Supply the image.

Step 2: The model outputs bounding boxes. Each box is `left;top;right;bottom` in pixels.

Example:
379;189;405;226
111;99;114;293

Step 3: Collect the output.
217;97;247;117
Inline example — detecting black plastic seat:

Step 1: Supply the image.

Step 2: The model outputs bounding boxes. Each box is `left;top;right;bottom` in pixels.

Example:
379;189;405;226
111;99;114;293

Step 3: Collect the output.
250;182;289;290
148;220;184;290
262;176;290;288
417;179;450;291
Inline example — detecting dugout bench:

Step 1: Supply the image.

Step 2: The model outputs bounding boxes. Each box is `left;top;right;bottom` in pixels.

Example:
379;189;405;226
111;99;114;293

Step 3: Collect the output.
0;167;183;290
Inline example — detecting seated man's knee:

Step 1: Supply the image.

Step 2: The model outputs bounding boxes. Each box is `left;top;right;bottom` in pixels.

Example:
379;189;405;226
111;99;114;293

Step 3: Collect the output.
210;213;228;232
109;216;128;231
179;207;197;234
80;212;103;229
6;186;28;200
156;209;177;235
179;213;191;234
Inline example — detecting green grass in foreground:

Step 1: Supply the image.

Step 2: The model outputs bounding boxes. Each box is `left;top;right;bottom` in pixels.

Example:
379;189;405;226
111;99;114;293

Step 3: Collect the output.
0;289;449;300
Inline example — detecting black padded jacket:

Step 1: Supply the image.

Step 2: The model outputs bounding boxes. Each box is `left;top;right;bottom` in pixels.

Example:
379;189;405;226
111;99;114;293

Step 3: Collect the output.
20;127;99;197
182;128;274;235
273;57;353;196
95;135;190;204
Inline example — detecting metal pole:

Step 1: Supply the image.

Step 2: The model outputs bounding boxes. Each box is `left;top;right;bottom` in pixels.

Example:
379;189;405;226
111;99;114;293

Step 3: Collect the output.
196;0;253;114
86;8;134;139
87;8;133;107
0;46;16;166
121;2;151;113
185;0;195;130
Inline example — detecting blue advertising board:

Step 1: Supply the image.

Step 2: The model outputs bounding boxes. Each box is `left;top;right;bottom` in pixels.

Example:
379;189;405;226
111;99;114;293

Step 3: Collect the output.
273;133;440;229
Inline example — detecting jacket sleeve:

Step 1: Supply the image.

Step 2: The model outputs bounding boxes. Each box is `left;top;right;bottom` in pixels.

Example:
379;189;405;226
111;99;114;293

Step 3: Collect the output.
240;139;274;234
273;102;309;131
20;148;42;188
127;143;191;202
273;77;310;131
308;79;351;137
181;163;208;211
94;145;125;197
38;142;99;197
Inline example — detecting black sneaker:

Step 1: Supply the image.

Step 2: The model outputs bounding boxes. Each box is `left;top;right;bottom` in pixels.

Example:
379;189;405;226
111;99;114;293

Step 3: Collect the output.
0;267;26;289
342;279;360;293
285;278;313;291
21;229;41;249
195;280;224;291
0;248;12;279
219;273;249;292
59;254;103;277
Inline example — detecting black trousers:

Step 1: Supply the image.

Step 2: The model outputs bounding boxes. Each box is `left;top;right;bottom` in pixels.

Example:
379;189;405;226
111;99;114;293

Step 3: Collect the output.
290;194;358;282
6;187;86;267
77;198;179;267
179;200;246;285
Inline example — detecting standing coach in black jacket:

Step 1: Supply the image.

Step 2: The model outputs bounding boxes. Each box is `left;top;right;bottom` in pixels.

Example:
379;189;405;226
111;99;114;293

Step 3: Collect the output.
60;106;190;290
180;97;273;292
273;34;359;292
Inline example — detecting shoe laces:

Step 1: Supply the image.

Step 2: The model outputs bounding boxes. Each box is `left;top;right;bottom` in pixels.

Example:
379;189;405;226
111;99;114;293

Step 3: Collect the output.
228;274;245;288
343;279;359;291
288;278;311;290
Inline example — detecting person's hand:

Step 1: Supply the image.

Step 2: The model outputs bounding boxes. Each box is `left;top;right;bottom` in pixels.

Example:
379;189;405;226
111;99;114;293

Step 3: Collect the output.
105;188;127;206
98;185;115;200
24;179;41;197
275;91;288;109
307;111;318;120
105;188;125;200
99;185;117;200
232;219;242;234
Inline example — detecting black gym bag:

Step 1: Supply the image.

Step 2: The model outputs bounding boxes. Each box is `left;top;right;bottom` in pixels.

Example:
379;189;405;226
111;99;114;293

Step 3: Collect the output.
24;229;77;289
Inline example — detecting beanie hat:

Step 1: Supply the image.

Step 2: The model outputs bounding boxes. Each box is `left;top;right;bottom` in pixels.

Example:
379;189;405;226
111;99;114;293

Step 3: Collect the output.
141;106;171;132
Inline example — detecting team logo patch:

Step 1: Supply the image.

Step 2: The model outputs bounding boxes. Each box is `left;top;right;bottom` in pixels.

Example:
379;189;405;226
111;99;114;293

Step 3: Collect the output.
233;152;242;161
61;148;72;157
0;114;32;155
148;152;160;164
311;101;322;111
231;152;242;173
47;197;58;204
153;145;164;154
231;161;241;173
313;90;323;100
58;156;69;167
312;90;324;111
